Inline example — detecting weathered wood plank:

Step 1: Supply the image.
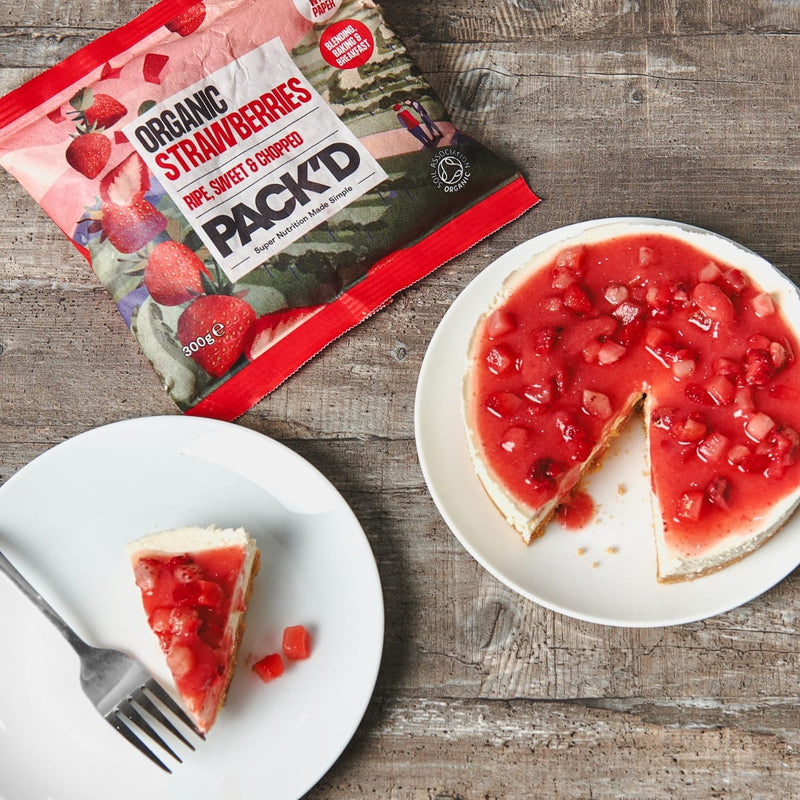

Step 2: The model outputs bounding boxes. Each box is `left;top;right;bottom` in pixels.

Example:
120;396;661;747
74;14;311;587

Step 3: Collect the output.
304;696;800;799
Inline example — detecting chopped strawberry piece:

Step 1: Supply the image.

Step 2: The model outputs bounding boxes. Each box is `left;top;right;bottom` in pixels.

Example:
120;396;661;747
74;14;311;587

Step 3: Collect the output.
612;300;642;326
671;351;696;380
705;374;736;406
523;379;556;406
770;341;788;369
614;317;645;347
671;415;707;443
555;412;594;461
598;341;626;365
531;327;560;354
486;309;516;339
759;425;800;467
526;457;564;494
675;490;704;522
712;357;743;382
696;432;731;464
684;383;713;405
166;644;196;678
705;476;730;509
751;292;775;318
604;284;629;305
562;283;593;314
692;282;735;324
698;261;722;283
737;452;771;475
688;310;713;332
582;389;612;420
282;625;312;660
253;653;284;683
745;412;776;442
555;245;586;271
540;296;563;313
500;426;530;453
486;344;515;375
652;406;680;430
722;268;749;294
486;391;523;418
169;606;202;637
639;246;659;266
551;264;579;290
744;348;776;386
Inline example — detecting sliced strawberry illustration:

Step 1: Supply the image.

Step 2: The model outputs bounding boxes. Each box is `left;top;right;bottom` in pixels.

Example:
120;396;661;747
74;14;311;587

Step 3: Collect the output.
145;241;211;306
101;192;167;253
243;306;324;361
143;53;170;85
178;295;256;377
166;2;207;36
65;132;111;178
100;152;150;205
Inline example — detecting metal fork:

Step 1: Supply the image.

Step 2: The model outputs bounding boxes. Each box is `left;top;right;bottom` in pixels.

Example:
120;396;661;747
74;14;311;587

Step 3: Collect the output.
0;546;204;773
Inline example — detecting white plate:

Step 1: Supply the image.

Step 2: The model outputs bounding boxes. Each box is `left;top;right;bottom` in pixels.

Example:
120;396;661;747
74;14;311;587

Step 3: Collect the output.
0;416;383;799
415;217;800;627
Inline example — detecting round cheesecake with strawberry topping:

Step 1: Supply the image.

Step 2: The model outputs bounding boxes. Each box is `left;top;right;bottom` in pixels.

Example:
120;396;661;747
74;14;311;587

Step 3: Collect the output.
463;220;800;582
126;526;260;732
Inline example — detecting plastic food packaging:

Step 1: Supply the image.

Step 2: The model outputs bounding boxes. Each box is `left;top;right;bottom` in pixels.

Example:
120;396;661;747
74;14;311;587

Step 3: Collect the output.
0;0;538;419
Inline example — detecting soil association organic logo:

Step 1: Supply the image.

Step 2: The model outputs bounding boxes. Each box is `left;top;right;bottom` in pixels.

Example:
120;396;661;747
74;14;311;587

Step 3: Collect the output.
430;147;471;193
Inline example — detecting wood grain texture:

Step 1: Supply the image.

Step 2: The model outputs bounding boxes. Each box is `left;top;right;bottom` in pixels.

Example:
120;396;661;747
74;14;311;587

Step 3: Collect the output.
2;1;800;798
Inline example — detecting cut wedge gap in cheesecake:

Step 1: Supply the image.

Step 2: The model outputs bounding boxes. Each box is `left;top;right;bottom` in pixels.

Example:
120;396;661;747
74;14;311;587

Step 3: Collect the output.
126;526;260;734
463;220;800;582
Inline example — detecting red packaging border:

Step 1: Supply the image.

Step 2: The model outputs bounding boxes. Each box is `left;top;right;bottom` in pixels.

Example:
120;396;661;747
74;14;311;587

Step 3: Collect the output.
189;175;540;420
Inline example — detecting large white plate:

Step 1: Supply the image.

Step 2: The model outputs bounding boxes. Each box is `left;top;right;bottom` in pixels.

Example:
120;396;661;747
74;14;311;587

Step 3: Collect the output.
415;217;800;627
0;416;383;799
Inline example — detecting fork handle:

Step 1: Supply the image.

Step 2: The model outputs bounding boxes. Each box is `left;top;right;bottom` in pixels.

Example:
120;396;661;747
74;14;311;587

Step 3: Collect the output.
0;547;90;656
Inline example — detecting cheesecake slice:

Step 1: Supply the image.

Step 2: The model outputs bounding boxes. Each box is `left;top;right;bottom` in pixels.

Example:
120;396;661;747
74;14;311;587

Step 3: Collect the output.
463;221;800;581
126;526;260;733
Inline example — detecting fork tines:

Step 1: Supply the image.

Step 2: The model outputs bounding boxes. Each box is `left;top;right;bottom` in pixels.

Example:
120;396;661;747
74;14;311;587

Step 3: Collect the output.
107;680;205;773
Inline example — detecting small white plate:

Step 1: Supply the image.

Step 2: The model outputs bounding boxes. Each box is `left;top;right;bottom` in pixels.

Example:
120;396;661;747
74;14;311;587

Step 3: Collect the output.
0;416;383;799
415;217;800;627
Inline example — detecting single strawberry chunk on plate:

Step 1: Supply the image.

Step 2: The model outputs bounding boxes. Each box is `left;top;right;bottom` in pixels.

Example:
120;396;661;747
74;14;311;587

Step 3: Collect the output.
253;652;284;683
282;625;312;660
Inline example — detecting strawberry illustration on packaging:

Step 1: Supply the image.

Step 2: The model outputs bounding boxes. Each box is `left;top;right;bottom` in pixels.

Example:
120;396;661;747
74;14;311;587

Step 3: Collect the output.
178;294;256;378
145;241;211;305
65;132;111;179
64;88;127;178
166;2;207;36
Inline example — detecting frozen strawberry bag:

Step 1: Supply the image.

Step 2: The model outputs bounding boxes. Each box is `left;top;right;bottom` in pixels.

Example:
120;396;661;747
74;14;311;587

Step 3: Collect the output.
0;0;538;419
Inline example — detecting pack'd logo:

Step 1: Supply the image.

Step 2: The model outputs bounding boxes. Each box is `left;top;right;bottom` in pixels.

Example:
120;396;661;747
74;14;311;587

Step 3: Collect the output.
430;147;471;193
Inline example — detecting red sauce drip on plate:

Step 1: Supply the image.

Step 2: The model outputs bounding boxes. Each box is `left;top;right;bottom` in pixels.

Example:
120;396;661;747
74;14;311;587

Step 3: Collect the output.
556;490;595;529
467;233;800;558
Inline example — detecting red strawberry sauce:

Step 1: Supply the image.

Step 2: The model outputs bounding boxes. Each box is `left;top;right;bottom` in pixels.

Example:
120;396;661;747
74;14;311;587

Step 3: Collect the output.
133;546;245;700
468;233;800;557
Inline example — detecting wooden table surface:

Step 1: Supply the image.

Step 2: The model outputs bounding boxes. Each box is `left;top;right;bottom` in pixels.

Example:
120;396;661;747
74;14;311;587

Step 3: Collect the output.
2;1;800;797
